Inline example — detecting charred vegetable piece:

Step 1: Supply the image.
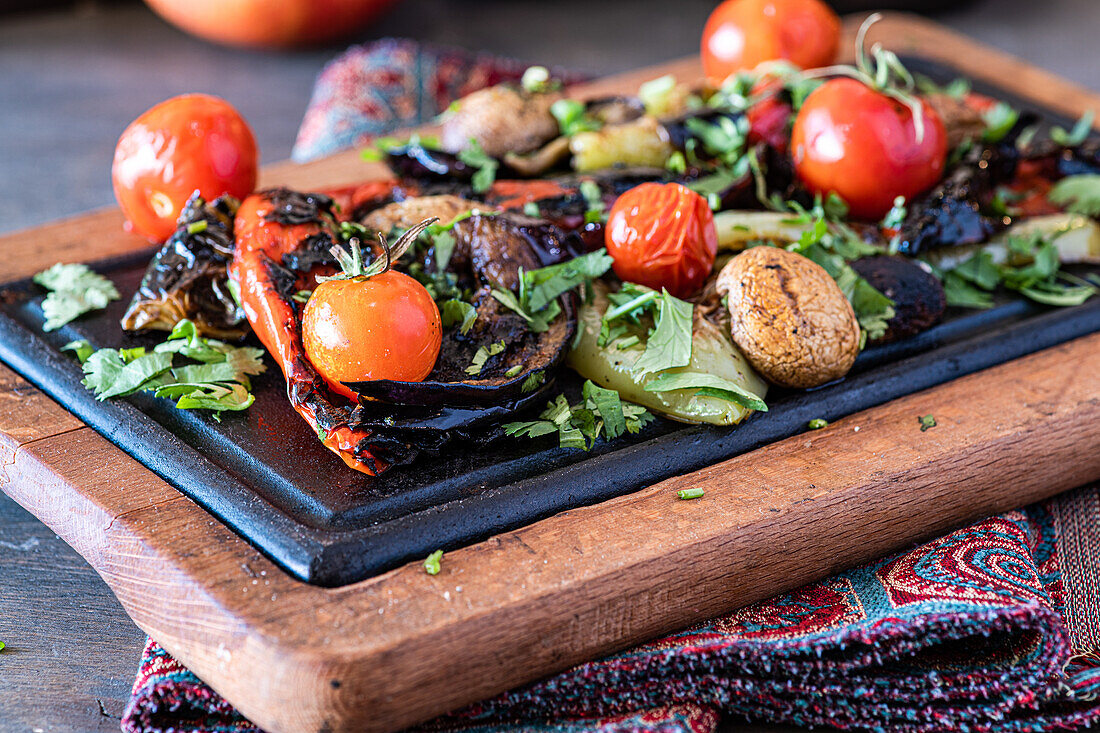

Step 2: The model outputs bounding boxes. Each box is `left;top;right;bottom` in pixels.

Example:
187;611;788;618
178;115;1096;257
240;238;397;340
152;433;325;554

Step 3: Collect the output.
121;192;246;340
850;256;946;343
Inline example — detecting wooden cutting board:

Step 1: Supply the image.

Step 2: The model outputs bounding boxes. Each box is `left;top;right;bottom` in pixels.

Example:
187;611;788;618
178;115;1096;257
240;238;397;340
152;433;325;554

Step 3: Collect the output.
1;13;1099;733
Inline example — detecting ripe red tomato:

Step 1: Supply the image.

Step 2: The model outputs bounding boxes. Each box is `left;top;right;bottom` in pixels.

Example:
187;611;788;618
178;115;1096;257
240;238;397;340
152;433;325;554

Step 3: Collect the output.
302;271;442;400
790;78;948;220
112;94;258;242
605;183;717;298
701;0;840;85
142;0;399;49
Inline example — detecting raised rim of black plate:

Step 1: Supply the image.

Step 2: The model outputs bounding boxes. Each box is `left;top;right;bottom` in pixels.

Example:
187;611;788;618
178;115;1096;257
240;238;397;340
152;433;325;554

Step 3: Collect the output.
0;56;1098;587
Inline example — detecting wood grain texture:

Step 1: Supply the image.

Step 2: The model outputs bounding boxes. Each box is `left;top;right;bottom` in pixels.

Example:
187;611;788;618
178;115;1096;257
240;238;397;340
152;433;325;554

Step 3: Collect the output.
2;13;1100;733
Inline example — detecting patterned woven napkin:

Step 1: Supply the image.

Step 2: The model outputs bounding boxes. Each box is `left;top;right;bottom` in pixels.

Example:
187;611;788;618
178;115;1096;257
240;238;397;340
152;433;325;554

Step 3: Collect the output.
123;40;1100;733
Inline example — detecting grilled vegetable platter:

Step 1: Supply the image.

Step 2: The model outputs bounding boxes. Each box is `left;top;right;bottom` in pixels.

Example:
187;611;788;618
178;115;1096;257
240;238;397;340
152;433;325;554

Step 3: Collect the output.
3;13;1099;585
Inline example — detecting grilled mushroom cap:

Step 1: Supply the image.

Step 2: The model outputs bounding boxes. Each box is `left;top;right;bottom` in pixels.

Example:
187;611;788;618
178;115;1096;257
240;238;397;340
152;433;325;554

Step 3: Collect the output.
441;85;561;159
716;246;860;389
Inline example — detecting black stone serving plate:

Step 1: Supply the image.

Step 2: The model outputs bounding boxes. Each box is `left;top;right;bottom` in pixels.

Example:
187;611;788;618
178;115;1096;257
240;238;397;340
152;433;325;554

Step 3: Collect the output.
1;57;1098;586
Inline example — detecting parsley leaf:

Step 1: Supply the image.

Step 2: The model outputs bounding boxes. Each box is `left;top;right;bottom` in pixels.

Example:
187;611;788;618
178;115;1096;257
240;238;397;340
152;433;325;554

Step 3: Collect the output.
439;299;477;335
1050;110;1094;147
33;263;120;332
62;339;94;364
582;380;625;439
631;290;694;376
1048;174;1100;217
982;102;1019;143
466;340;506;376
550;99;601;136
503;380;654;450
457;139;499;193
643;371;767;412
491;249;614;331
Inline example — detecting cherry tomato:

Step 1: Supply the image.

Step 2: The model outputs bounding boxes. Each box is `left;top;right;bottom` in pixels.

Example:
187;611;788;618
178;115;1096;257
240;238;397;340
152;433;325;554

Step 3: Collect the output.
790;78;948;220
701;0;840;85
605;182;717;298
302;271;442;401
112;94;258;242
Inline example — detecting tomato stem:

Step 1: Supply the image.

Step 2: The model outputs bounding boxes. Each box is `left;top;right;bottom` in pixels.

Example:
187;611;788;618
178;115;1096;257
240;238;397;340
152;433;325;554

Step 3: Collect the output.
319;216;438;283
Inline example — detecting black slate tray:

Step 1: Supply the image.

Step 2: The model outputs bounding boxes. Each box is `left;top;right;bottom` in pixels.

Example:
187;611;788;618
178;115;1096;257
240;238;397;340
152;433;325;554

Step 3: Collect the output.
2;57;1098;586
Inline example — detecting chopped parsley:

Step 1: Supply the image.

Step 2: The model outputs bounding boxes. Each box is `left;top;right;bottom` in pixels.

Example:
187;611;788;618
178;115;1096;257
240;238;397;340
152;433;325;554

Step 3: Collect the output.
503;380;654;450
919;414;937;431
550;99;600;137
466;340;506;376
643;371;767;412
521;371;545;393
807;418;829;430
677;487;705;500
457;139;499;193
33;263;120;332
424;550;443;576
492;249;614;332
1048;174;1100;217
439;299;477;335
74;319;265;418
1050;110;1094;147
600;284;694;376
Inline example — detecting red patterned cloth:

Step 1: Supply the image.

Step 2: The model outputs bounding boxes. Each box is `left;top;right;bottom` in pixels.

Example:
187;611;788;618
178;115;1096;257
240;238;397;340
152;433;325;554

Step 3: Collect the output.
122;39;1100;733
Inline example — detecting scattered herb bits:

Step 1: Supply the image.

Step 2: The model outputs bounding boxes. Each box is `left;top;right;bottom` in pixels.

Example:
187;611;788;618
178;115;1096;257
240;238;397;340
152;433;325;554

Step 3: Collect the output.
919;414;937;431
677;487;705;500
424;550;443;576
807;418;829;430
33;263;121;332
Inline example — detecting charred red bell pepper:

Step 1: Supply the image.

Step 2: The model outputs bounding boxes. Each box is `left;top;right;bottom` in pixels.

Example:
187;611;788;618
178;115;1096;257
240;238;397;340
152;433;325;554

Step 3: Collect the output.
231;188;388;475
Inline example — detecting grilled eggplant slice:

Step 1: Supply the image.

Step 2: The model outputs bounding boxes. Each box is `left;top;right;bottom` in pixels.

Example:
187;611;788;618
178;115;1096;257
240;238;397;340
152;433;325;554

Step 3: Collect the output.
121;193;246;340
851;256;946;343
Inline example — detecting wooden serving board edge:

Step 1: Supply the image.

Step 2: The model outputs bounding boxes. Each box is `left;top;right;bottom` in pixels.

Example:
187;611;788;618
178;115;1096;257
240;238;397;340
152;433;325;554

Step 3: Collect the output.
1;13;1099;733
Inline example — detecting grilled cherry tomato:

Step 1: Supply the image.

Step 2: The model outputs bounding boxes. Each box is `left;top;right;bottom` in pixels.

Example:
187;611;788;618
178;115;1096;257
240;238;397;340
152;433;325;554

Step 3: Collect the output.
605;182;717;298
112;94;258;242
790;78;948;220
302;270;442;401
701;0;840;84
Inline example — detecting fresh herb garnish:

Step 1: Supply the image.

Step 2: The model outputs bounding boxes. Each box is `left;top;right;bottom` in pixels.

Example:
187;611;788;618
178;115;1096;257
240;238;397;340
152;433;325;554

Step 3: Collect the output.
643;371;767;412
915;75;971;100
439;299;477;335
677;487;705;500
523;201;541;217
982;102;1020;143
807;418;829;430
466;340;506;376
579;180;606;224
424;550;443;575
360;133;442;162
919;414;937;431
457;139;499;193
75;319;266;417
491;249;614;332
291;290;312;304
32;263;121;332
62;339;95;364
1048;174;1100;217
505;365;523;378
521;65;560;94
521;371;545;393
550;99;600;137
503;380;654;450
1050;110;1095;147
187;220;208;235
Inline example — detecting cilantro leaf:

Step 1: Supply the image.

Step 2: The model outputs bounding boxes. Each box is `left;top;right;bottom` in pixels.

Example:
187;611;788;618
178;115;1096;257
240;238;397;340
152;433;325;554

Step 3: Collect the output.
1048;174;1100;217
582;380;625;439
33;263;120;332
491;249;613;332
644;371;767;412
82;350;174;400
502;381;654;450
943;271;995;309
439;299;477;335
62;339;94;364
631;290;694;376
457;139;499;193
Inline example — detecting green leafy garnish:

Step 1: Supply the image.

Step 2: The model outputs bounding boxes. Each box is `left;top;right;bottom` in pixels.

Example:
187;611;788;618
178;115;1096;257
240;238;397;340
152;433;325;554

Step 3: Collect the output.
75;319;266;417
457;138;499;193
643;371;767;412
505;365;523;378
550;99;600;137
33;263;120;332
807;418;828;430
919;414;937;431
1048;174;1100;217
579;180;606;224
521;371;545;393
1050;110;1094;147
915;75;971;99
632;291;694;376
523;201;541;217
982;102;1019;143
439;299;477;335
62;339;94;364
492;249;614;332
466;340;506;376
424;550;443;575
503;380;654;451
677;487;705;500
360;133;441;162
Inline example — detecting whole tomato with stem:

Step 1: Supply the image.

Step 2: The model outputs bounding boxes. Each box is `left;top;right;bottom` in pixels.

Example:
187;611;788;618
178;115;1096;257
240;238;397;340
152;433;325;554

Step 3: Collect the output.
605;183;717;298
302;220;442;401
112;94;258;242
701;0;840;85
790;77;948;220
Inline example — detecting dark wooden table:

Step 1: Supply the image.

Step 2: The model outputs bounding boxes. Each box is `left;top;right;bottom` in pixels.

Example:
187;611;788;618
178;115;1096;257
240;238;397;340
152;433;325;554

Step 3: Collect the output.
1;1;1098;730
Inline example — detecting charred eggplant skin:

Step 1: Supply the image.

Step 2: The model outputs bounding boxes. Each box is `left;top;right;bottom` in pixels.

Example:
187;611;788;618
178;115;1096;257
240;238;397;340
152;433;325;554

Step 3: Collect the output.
850;256;946;343
121;192;247;340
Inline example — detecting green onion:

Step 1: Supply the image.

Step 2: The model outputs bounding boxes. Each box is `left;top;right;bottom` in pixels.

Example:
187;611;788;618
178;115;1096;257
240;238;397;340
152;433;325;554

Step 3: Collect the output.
677;488;705;500
187;220;208;235
424;550;443;576
807;418;829;430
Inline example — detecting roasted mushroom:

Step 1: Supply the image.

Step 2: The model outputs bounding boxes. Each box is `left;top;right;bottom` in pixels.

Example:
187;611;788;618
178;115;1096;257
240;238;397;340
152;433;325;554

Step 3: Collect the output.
441;85;561;158
716;247;860;388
